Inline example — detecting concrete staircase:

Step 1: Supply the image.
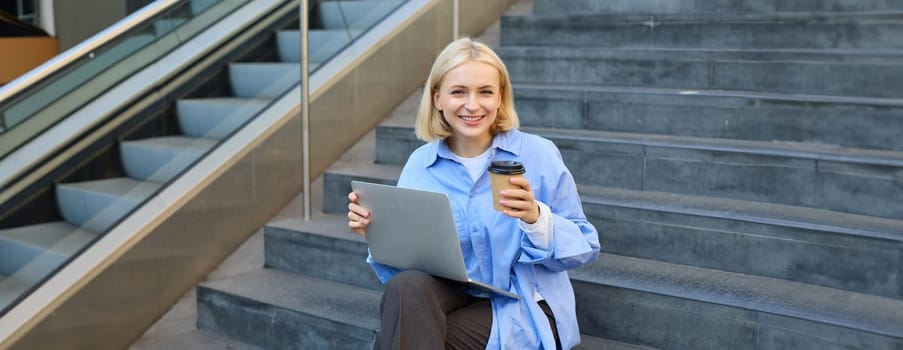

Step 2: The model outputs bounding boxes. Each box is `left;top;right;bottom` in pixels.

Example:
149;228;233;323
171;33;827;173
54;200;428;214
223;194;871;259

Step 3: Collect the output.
314;0;903;349
147;0;903;349
180;2;646;350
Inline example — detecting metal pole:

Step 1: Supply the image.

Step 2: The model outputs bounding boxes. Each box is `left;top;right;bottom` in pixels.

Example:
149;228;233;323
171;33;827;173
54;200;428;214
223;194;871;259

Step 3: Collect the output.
452;0;459;40
300;0;311;221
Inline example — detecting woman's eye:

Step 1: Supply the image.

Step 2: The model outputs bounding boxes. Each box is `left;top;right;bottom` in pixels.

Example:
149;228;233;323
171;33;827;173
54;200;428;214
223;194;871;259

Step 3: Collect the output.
451;90;464;95
481;90;494;95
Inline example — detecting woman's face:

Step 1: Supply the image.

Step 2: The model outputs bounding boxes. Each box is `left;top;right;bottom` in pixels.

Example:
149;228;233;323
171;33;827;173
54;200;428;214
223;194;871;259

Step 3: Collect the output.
434;60;501;147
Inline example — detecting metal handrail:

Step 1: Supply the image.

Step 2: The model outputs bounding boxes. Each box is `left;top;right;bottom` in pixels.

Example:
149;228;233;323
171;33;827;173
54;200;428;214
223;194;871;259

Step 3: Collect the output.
0;0;183;103
301;0;311;220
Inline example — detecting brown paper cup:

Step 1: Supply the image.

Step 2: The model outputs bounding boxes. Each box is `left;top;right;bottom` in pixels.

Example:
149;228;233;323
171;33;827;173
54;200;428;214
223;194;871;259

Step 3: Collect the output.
490;172;523;211
488;161;526;211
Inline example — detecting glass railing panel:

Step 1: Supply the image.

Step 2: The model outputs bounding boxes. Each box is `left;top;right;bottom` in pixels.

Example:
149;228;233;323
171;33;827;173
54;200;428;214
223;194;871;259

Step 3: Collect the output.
309;0;404;72
0;0;251;315
0;0;413;317
0;222;96;311
0;0;248;162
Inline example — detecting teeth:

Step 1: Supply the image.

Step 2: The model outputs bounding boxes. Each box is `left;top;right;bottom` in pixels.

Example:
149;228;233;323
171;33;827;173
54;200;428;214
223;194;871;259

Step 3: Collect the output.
461;116;482;122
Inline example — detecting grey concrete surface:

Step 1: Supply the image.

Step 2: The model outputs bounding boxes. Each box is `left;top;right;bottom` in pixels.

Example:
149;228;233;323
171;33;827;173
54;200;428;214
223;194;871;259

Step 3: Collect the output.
498;46;903;98
501;12;903;50
533;0;903;15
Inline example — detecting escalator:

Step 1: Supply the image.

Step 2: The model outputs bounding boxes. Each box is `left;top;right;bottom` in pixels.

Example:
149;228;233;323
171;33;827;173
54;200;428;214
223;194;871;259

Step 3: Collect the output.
0;0;406;347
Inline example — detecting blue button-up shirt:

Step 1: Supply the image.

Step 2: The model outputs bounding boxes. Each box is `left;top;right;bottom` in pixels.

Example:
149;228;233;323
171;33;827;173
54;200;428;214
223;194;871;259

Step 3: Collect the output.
367;129;600;349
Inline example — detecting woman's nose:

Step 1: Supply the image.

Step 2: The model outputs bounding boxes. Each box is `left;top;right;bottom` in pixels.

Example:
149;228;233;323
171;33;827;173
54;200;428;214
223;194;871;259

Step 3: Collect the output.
465;95;478;111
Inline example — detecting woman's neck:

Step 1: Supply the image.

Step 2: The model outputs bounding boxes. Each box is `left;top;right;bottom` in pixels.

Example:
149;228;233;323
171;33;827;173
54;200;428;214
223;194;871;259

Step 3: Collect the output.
447;135;492;158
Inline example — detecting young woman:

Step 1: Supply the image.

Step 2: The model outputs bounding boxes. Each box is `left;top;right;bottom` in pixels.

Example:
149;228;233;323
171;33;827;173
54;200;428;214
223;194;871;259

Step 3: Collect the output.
348;37;600;350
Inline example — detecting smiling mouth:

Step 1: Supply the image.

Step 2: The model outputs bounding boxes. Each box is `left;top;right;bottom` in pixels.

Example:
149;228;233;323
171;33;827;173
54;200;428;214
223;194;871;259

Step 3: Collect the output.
460;115;484;122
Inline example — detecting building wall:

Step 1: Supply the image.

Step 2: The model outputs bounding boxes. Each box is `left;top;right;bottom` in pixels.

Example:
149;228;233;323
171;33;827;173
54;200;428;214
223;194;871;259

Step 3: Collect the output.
53;0;127;51
126;0;155;13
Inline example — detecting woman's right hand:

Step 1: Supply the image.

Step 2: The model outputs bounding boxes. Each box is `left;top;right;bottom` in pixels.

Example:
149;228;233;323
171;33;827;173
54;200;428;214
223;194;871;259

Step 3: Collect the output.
347;191;370;237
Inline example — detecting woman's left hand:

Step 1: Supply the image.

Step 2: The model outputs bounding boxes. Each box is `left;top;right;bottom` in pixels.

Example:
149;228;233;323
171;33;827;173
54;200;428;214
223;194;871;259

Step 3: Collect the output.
499;177;540;224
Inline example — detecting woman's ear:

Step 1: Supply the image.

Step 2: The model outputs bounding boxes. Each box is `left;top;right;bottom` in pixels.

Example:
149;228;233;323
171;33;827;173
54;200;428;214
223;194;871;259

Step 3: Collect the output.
434;91;441;111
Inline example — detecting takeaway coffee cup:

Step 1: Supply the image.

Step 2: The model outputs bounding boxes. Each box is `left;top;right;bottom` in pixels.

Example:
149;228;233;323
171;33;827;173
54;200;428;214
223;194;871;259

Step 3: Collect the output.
488;160;526;211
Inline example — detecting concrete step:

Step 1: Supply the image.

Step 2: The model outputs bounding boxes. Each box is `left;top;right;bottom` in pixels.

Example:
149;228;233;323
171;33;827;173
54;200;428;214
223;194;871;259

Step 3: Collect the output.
371;123;903;220
322;161;401;215
318;0;403;31
533;0;903;15
253;207;903;348
198;248;652;349
502;12;903;50
176;98;269;139
56;177;162;233
264;214;383;291
197;269;380;349
261;211;660;349
580;185;903;300
228;62;299;99
577;335;659;350
130;329;264;350
574;253;903;349
121;136;217;183
321;162;903;299
496;46;903;98
0;221;97;282
512;84;903;152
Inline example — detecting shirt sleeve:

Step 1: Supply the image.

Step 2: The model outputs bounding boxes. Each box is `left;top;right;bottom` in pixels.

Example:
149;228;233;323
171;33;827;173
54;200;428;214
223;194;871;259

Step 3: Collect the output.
519;200;553;250
516;136;601;271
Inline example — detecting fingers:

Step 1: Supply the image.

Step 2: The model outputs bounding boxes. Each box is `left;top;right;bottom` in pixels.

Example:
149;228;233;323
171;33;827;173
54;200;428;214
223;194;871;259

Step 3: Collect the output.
347;191;369;237
348;202;370;218
499;177;539;224
347;191;369;217
499;178;535;205
348;209;369;237
349;224;366;237
501;199;540;224
508;176;531;191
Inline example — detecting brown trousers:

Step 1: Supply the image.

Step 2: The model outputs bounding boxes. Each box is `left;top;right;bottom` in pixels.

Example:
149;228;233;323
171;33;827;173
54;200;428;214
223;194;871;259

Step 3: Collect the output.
373;270;559;350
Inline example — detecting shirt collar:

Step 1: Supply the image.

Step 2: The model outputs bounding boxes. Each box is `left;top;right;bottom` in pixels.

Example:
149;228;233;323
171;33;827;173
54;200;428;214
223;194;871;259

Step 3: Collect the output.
423;129;522;168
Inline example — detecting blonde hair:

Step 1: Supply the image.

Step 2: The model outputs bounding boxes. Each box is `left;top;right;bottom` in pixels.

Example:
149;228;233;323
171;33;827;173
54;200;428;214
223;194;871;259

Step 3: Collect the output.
414;37;519;142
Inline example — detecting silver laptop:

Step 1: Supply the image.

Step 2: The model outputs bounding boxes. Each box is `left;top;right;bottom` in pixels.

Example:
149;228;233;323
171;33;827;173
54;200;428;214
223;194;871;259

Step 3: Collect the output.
351;181;520;299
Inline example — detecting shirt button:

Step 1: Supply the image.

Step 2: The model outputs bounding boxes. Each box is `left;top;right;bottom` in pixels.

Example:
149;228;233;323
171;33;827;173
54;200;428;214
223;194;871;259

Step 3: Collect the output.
472;228;478;232
469;193;475;198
